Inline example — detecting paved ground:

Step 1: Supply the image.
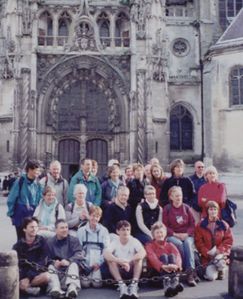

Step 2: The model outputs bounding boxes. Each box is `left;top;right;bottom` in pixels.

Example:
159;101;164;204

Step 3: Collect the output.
0;172;242;299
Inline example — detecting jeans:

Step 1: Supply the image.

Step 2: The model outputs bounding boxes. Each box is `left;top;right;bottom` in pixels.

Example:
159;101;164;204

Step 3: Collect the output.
167;236;195;270
159;254;177;265
134;231;152;245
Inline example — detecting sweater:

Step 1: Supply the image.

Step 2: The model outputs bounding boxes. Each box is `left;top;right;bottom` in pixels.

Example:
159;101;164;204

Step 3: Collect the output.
162;203;195;237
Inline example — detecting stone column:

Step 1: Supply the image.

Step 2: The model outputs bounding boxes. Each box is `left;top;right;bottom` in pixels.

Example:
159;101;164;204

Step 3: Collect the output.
19;68;31;169
110;14;115;48
136;70;146;164
228;246;243;299
129;16;138;162
0;251;19;299
12;77;22;168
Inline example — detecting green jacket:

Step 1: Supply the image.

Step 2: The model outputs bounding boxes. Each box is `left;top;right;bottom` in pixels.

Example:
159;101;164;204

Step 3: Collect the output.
68;170;102;206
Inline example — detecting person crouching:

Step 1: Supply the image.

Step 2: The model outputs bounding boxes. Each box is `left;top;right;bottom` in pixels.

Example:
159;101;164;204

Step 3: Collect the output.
145;222;184;297
195;200;233;281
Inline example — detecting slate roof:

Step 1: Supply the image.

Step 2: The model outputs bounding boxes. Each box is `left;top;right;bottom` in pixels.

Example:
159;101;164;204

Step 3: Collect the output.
218;8;243;44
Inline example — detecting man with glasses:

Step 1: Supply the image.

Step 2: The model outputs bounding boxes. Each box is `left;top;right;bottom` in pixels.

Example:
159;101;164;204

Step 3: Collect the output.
190;161;206;223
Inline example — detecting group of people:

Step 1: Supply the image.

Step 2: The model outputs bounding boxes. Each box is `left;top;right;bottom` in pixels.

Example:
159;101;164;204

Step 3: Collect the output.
7;158;234;298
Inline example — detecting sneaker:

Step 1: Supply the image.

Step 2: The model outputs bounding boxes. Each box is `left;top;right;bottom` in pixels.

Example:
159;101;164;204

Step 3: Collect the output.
26;287;41;296
128;281;139;299
66;284;78;298
170;275;184;294
118;282;129;299
217;270;225;280
187;270;197;287
163;277;174;297
50;289;62;298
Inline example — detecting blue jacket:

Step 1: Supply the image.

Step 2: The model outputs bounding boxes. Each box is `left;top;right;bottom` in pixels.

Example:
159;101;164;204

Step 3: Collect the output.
68;170;102;206
7;174;43;227
101;179;124;209
189;173;206;212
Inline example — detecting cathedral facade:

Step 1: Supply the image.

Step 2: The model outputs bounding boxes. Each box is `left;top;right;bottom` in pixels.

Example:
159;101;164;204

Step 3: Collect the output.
0;0;243;178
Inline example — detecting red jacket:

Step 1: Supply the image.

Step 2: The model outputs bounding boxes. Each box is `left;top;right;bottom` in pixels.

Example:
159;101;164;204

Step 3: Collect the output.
162;203;195;237
195;217;233;265
198;182;227;218
145;240;182;273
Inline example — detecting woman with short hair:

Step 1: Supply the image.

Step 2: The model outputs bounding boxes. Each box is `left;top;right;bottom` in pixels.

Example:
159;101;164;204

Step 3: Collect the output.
145;222;183;297
65;184;92;236
195;200;233;281
34;186;66;238
101;165;124;211
163;186;197;287
160;159;194;208
198;165;227;219
77;206;110;288
135;185;162;244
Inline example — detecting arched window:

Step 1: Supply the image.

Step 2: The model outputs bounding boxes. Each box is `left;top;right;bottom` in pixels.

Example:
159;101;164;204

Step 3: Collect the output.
115;12;130;47
170;105;193;151
97;12;110;47
38;11;53;46
230;66;243;106
58;12;71;46
219;0;243;31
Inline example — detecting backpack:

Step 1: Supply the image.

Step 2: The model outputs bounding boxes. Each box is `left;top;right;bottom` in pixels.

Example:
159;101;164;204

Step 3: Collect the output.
221;198;237;227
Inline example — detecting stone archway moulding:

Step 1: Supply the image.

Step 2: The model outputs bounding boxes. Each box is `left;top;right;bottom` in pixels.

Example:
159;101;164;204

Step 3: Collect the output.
37;54;130;133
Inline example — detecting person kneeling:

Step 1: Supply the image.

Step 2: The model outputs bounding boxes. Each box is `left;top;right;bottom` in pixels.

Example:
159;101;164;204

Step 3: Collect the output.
103;220;146;299
145;222;184;297
195;201;233;281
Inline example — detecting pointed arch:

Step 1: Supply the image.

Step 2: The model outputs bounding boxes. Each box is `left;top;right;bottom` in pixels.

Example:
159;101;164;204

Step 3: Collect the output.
58;11;72;46
38;11;53;46
115;12;130;47
97;12;110;47
170;104;193;151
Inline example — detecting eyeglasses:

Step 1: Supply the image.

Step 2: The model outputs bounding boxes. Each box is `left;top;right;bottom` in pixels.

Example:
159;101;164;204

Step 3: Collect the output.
197;166;204;169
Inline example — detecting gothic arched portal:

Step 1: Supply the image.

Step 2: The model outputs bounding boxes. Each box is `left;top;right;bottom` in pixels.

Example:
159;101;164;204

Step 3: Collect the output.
37;55;130;179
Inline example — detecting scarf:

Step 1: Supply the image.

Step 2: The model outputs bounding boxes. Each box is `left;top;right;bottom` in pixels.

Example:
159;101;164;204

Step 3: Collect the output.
40;201;56;226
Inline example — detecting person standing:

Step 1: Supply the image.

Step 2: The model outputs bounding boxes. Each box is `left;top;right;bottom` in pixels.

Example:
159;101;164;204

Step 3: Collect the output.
13;216;50;296
68;159;101;206
160;159;195;208
198;165;227;219
39;160;69;208
7;160;43;240
101;165;125;212
189;161;206;223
